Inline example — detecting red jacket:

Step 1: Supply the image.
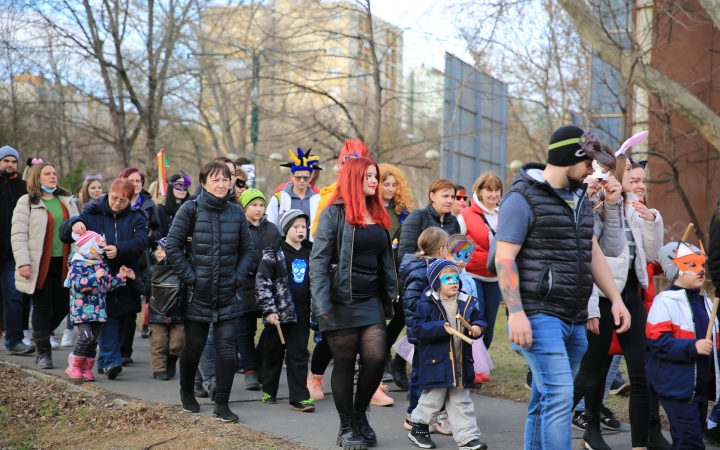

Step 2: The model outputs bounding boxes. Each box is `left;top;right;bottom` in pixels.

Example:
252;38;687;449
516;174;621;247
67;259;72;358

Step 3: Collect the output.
460;198;494;278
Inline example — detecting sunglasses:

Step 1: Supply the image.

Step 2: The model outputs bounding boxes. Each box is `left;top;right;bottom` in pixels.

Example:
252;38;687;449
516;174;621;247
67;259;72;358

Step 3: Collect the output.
293;175;311;181
236;179;246;189
171;181;188;191
455;195;468;201
440;273;459;285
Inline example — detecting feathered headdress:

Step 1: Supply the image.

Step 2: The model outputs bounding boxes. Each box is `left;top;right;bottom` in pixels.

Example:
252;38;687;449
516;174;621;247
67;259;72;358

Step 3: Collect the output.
281;147;321;173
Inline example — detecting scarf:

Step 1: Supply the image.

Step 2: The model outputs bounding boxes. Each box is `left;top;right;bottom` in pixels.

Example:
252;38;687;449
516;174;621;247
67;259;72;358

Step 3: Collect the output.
36;199;70;289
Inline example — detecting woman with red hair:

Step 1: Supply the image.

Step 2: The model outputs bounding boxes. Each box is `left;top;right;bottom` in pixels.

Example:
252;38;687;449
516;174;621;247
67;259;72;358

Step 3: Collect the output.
310;158;398;449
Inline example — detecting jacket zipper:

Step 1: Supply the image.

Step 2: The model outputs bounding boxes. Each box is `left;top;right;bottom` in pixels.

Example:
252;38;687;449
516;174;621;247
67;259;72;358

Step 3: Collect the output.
388;230;400;301
348;226;355;304
685;292;697;404
431;295;457;387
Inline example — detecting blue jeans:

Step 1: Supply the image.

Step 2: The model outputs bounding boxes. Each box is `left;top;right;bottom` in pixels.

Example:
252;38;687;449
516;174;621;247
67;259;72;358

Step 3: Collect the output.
575;354;622;412
195;323;216;385
520;314;588;450
406;349;421;415
473;279;502;349
97;314;133;369
1;255;25;349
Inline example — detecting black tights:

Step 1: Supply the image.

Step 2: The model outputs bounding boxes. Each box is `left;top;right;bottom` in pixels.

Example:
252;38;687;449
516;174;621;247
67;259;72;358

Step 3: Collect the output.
573;275;650;447
326;324;386;413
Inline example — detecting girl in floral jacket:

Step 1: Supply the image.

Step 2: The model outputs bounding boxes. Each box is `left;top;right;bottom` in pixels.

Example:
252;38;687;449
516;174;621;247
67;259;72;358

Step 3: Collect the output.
65;231;130;381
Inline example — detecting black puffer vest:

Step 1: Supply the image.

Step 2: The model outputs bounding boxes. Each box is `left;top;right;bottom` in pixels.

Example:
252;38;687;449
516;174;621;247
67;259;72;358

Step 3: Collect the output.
508;163;594;324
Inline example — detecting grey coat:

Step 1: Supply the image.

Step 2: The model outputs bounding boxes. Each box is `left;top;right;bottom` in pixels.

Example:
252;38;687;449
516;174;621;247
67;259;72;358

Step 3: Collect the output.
587;198;626;319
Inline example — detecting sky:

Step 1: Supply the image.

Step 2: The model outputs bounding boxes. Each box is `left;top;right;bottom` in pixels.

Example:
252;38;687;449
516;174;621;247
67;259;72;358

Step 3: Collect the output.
369;0;472;75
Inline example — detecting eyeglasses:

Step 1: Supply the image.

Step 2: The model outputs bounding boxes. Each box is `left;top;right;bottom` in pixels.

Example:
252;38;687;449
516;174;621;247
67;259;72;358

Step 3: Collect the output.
293;175;311;181
171;181;188;191
455;195;468;201
440;274;459;285
109;194;129;206
235;179;246;189
128;179;143;185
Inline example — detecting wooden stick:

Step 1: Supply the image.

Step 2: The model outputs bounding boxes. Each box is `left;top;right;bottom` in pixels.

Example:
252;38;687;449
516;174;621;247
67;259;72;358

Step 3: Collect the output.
446;326;474;345
706;297;719;341
275;321;285;345
456;314;473;331
681;223;694;243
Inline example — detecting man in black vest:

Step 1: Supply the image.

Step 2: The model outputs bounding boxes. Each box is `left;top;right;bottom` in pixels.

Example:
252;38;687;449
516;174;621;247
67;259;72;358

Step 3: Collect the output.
494;125;631;450
0;145;33;355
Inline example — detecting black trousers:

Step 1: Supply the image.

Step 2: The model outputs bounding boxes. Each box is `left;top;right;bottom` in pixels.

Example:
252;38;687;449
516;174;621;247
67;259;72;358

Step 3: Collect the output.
262;320;312;402
73;323;102;358
30;257;69;336
120;312;137;358
180;318;239;404
573;274;650;446
386;299;405;353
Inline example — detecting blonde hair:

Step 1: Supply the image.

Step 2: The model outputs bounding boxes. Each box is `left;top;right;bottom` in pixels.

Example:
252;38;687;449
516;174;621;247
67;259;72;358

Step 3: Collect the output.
79;178;103;209
447;234;470;251
147;180;160;200
472;171;503;200
379;163;415;215
414;228;449;260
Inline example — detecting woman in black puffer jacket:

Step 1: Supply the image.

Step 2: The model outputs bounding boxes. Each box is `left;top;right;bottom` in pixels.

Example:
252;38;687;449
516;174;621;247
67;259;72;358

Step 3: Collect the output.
165;161;254;423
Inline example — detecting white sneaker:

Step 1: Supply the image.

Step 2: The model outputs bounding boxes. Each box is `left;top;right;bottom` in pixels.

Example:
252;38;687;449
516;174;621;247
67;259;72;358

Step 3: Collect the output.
61;329;74;347
50;335;60;349
22;330;31;346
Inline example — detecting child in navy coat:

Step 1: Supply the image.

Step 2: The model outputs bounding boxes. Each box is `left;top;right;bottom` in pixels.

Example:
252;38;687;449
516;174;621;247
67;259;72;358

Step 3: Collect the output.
408;259;488;450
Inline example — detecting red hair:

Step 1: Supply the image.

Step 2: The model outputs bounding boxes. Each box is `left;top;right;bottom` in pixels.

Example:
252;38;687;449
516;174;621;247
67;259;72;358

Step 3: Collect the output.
118;167;145;186
337;139;370;167
110;178;134;201
329;158;390;229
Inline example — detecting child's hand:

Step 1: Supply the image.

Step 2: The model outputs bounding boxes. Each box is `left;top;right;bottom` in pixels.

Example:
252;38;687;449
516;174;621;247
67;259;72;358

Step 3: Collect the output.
121;266;135;280
696;339;713;355
470;325;483;337
117;266;130;279
444;322;453;335
266;313;279;325
95;268;107;278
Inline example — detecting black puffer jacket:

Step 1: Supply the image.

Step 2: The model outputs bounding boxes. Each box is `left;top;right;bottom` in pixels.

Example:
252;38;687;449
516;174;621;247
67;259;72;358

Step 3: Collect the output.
165;189;254;323
399;253;433;344
0;174;26;258
508;163;594;324
398;204;459;263
243;215;281;314
310;201;398;321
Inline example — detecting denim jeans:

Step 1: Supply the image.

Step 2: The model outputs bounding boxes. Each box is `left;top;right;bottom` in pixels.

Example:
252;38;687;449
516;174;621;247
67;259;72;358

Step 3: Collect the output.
520;313;588;450
575;354;622;412
710;404;720;425
473;279;502;349
97;314;133;370
406;349;421;415
194;323;216;386
1;254;25;349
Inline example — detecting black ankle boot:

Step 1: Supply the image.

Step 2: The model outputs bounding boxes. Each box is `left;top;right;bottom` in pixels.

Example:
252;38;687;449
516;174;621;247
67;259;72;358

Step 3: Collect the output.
167;354;178;378
180;389;200;413
213;402;239;423
647;422;671;450
32;331;53;369
353;400;377;446
581;412;611;450
391;354;409;391
338;409;367;450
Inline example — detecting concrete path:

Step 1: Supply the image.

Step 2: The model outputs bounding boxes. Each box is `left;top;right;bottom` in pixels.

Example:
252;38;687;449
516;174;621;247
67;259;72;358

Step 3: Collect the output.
2;326;713;450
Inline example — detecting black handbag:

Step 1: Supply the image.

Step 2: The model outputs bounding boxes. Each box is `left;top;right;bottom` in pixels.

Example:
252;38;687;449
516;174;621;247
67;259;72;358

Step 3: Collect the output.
150;263;184;316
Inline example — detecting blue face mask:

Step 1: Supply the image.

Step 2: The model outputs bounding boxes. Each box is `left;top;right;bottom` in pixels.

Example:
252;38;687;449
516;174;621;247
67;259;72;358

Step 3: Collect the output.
440;273;459;285
41;184;57;194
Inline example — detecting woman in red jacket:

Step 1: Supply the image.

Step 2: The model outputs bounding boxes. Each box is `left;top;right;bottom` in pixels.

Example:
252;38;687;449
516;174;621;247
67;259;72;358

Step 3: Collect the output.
458;171;503;349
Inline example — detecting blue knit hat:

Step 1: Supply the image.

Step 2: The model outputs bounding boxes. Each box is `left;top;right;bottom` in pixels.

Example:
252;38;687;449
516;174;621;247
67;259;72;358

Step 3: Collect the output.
427;259;460;290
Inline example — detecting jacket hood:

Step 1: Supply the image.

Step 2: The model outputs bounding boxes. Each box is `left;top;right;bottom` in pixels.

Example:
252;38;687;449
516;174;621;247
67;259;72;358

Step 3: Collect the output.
511;163;549;190
271;235;313;252
399;253;430;279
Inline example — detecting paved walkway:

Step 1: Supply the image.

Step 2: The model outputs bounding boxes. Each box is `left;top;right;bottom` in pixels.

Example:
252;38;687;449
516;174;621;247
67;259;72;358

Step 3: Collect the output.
2;326;713;450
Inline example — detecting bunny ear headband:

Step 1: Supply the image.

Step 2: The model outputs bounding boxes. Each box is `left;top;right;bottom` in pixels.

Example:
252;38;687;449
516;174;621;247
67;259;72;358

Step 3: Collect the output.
615;131;649;157
84;173;103;181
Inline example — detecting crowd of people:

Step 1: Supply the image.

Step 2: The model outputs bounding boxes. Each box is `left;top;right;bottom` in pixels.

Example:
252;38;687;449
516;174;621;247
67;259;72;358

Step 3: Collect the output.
1;125;720;450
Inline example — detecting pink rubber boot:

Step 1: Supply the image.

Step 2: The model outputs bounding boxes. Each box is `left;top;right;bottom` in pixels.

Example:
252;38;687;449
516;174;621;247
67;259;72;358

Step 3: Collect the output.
65;354;84;380
82;357;96;382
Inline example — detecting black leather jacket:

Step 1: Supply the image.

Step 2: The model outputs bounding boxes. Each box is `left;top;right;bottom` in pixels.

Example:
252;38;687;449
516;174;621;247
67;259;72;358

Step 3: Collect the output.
165;189;254;323
310;201;398;321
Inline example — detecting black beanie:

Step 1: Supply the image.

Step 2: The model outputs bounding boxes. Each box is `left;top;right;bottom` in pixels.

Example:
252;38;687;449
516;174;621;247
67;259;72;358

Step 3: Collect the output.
546;125;589;167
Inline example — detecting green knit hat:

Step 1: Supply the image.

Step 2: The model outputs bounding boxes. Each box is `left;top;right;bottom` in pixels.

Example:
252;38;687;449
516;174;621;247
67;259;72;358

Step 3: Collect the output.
239;188;266;210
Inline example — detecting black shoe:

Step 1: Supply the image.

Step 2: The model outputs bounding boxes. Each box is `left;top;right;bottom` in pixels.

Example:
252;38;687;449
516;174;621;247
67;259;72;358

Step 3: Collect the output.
235;353;244;373
290;399;315;412
580;412;611;450
244;371;260;390
408;421;436;449
180;390;200;413
98;367;106;375
390;354;409;391
121;356;133;366
704;424;720;446
648;422;671;450
213;403;239;423
261;392;277;404
600;405;621;430
525;368;532;390
572;410;588;430
459;439;488;450
141;326;149;339
106;364;122;380
353;400;376;446
338;409;367;450
36;351;53;369
166;355;178;379
153;371;170;381
207;381;216;402
194;383;208;398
